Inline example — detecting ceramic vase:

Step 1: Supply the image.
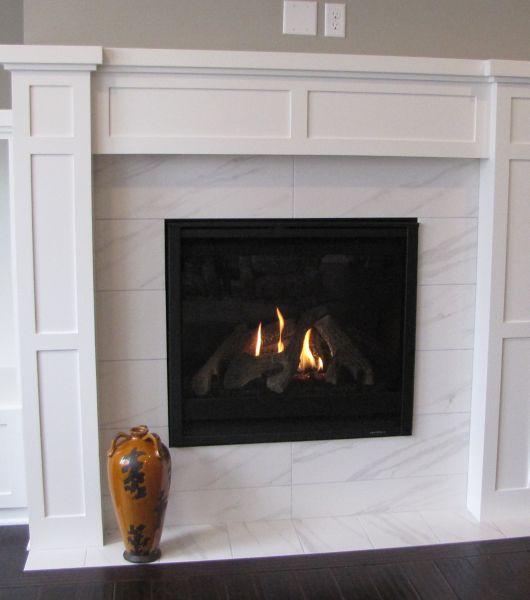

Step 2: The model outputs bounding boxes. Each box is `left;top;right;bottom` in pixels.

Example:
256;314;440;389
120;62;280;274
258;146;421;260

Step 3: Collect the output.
107;425;171;563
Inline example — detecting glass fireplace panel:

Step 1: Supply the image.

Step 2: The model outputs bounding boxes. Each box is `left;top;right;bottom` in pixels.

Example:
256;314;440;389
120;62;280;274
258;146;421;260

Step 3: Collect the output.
165;219;418;446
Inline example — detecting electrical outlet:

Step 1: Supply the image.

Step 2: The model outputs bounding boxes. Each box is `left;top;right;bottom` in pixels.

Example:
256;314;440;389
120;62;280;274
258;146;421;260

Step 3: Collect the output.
325;3;346;38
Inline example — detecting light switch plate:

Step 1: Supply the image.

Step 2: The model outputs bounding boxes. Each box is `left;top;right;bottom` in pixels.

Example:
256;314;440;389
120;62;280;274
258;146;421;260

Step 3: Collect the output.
283;1;317;36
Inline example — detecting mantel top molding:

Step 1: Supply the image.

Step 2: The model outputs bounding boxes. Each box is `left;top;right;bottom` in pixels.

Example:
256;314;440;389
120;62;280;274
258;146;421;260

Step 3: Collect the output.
1;45;530;81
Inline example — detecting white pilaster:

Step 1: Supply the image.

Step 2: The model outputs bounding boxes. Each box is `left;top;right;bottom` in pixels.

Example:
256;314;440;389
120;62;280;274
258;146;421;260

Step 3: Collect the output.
4;47;104;548
469;81;530;519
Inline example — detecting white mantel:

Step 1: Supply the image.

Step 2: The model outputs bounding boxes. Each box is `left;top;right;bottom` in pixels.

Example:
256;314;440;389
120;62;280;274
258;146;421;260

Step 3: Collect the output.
1;45;530;557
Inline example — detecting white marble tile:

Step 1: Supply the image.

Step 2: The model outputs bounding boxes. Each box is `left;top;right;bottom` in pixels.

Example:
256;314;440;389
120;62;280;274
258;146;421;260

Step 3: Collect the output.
293;516;373;553
85;530;139;567
417;218;477;285
359;512;439;549
414;350;472;414
227;520;303;558
95;290;166;360
165;485;291;526
292;474;467;519
416;284;475;350
159;524;232;562
293;157;479;218
94;155;294;219
95;219;164;291
292;413;470;485
25;547;87;571
421;510;505;544
102;493;117;533
97;359;167;429
492;517;530;538
170;443;291;491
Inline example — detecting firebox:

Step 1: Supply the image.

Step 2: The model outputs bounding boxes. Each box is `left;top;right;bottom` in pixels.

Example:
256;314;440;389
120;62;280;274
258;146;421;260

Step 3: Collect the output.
165;218;418;447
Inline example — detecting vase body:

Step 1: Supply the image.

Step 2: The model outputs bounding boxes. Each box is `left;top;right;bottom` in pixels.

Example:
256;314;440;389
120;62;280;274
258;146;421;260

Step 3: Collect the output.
107;425;171;563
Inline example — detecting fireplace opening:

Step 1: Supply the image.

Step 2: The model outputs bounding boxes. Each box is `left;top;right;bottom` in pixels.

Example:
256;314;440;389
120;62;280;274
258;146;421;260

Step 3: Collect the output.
166;219;418;446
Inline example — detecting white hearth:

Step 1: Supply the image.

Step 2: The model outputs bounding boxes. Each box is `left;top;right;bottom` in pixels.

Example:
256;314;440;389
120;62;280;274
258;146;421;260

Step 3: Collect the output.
1;45;529;569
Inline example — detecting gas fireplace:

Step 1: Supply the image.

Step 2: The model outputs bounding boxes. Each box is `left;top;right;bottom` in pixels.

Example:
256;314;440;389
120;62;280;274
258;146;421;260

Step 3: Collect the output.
166;219;418;446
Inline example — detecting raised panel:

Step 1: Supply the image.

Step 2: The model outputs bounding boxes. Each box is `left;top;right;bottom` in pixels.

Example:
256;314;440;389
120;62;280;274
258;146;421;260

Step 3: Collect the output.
32;155;78;333
505;161;530;322
109;87;291;139
511;98;530;144
30;86;73;138
496;338;530;491
37;350;85;517
308;91;477;142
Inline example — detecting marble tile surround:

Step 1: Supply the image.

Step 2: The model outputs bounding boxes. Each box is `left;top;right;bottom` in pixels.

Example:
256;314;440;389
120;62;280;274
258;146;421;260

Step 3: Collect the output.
93;155;478;531
26;510;517;570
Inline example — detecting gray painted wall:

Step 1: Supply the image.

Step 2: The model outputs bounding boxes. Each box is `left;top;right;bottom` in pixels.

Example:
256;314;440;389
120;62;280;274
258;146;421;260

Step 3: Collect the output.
0;0;23;109
23;0;530;60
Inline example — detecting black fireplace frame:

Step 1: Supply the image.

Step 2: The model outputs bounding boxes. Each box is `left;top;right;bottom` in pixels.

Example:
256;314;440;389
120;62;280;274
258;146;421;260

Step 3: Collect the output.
166;218;418;447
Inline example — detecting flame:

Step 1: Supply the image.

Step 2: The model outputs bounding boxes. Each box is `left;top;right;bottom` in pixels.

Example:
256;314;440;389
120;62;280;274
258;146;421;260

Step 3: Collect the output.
317;357;324;372
255;322;262;357
298;328;318;371
276;307;285;353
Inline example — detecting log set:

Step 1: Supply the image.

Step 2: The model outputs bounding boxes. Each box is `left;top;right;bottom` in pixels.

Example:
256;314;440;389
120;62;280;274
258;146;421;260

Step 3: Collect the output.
191;307;375;396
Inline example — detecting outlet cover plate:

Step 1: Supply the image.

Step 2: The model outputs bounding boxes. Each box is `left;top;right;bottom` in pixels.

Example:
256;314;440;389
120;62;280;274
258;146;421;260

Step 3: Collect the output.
283;1;317;36
325;3;346;38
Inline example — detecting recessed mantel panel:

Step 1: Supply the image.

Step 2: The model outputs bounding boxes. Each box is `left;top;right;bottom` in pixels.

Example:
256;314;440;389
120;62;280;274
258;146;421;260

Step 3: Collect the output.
108;87;291;139
308;91;476;142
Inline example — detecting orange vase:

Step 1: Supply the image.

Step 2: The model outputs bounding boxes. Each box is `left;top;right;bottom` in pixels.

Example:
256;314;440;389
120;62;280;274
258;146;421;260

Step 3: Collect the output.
107;425;171;563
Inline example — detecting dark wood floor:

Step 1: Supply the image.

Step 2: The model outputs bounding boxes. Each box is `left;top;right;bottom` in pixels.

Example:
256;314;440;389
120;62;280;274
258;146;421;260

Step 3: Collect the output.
2;526;530;599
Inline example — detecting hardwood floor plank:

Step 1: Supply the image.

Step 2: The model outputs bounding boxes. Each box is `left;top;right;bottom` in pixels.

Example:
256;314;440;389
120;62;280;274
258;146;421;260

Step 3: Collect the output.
150;578;192;600
466;552;530;598
76;582;115;600
38;584;80;600
188;574;228;600
294;568;344;600
398;560;458;599
223;572;261;600
0;588;42;600
435;557;501;600
332;566;383;600
365;564;421;600
254;571;303;600
114;580;152;600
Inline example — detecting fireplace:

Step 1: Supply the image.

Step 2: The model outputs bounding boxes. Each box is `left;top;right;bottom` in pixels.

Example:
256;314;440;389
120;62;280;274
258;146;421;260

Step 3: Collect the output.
5;44;530;559
166;218;418;446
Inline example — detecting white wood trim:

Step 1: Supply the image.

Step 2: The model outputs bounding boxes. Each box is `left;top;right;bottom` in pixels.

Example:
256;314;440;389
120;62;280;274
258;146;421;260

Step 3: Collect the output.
93;72;489;157
9;68;102;549
0;45;102;68
0;110;12;137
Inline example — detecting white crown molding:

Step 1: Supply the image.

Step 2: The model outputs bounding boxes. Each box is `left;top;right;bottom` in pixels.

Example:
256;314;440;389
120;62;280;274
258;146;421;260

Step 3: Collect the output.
0;109;13;136
0;45;103;71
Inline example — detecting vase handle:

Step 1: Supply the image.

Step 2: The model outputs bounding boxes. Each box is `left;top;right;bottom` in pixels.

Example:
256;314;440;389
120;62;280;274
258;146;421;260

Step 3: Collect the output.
143;432;164;459
107;432;131;457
